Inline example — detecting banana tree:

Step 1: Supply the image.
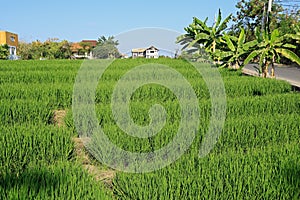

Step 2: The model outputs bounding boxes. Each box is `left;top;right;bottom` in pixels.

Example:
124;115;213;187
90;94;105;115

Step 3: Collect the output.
288;27;300;57
214;28;257;69
177;9;232;62
244;28;300;78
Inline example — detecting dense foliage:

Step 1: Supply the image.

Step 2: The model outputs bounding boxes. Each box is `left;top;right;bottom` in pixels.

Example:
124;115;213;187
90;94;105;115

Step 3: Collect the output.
18;39;73;60
0;44;9;60
93;36;121;59
177;1;300;76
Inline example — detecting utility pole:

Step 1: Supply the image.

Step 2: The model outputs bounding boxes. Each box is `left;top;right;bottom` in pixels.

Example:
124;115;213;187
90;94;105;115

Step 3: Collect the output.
268;0;273;12
267;0;275;77
266;0;273;34
262;3;267;32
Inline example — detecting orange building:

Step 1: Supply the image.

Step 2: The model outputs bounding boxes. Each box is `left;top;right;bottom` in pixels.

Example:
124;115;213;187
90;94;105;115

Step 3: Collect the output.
0;31;19;56
71;40;97;59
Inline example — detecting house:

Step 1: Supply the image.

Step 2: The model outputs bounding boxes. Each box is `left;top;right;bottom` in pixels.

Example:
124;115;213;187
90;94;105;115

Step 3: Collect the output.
132;46;159;58
0;31;18;58
81;40;97;47
71;40;97;59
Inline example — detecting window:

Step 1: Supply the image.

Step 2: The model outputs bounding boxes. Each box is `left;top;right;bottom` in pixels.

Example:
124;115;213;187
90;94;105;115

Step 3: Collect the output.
150;51;155;53
10;36;15;42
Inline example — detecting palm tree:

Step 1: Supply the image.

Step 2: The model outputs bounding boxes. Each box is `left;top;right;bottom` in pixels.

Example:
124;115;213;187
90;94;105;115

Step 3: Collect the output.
97;36;119;46
177;9;232;61
244;28;300;78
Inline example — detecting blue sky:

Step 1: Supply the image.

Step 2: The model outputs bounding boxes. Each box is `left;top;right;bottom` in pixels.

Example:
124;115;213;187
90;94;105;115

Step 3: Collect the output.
1;0;238;41
1;0;238;55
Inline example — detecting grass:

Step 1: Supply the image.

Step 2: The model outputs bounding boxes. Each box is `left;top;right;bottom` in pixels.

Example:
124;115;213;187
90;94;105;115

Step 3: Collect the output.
0;58;299;199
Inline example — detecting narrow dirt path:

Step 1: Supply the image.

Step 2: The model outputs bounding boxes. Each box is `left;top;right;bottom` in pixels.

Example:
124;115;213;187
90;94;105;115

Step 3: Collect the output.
53;110;67;127
53;109;116;188
72;137;116;188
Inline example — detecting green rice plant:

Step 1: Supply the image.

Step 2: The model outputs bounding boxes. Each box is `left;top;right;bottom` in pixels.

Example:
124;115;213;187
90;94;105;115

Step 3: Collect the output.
0;99;53;125
0;162;111;200
0;124;74;174
0;58;299;199
113;142;300;200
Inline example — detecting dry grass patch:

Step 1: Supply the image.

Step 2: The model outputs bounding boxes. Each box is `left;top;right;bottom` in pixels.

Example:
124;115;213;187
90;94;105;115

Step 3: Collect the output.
53;110;67;127
72;137;116;188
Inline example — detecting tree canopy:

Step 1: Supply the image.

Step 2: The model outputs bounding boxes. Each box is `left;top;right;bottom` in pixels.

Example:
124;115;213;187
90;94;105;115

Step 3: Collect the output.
0;44;9;60
232;0;299;40
93;36;120;59
18;39;72;60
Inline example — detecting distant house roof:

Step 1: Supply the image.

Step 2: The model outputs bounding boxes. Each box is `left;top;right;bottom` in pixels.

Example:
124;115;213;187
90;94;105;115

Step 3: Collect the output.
71;40;98;52
70;43;83;52
132;46;159;53
146;46;159;51
81;40;97;47
132;48;147;53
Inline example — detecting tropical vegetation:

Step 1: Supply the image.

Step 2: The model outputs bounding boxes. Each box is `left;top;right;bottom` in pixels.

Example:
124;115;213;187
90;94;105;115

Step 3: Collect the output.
0;44;9;60
93;35;121;59
244;28;300;77
177;0;300;77
1;0;300;199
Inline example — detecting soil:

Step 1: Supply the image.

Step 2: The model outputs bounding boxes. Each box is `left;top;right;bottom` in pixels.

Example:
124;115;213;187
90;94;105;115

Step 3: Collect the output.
53;109;116;187
72;137;116;188
53;110;67;127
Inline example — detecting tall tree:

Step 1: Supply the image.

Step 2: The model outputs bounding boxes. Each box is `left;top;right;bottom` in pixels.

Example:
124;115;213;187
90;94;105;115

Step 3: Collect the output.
232;0;284;41
97;36;119;46
94;36;120;59
277;10;300;34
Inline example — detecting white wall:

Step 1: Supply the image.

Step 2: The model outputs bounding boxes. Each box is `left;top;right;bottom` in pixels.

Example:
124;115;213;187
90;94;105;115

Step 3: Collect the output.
146;49;158;58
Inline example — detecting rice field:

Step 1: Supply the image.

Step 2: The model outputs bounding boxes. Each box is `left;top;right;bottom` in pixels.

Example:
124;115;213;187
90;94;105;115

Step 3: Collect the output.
0;58;299;199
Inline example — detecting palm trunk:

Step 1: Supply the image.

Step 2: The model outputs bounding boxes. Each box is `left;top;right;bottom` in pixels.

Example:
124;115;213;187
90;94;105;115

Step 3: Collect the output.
271;57;275;78
212;41;216;64
212;41;216;54
234;61;240;69
271;62;275;78
262;62;269;78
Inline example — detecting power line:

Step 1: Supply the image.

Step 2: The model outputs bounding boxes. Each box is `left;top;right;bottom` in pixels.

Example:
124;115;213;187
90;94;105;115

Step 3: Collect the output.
280;4;300;6
274;0;300;12
275;0;300;2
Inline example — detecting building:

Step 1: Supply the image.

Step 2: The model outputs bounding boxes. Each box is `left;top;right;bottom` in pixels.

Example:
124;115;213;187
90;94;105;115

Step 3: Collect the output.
132;46;159;58
81;40;97;47
0;31;18;58
70;40;97;59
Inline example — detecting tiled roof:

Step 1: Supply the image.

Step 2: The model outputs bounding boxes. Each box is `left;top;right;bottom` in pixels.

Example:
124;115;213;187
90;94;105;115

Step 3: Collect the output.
132;46;159;53
81;40;97;47
70;43;83;52
71;40;98;52
132;48;146;53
